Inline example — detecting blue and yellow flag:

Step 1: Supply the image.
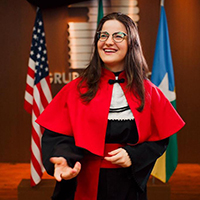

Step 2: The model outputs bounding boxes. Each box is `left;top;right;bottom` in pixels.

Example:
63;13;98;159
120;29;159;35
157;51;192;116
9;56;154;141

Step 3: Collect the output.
151;5;178;182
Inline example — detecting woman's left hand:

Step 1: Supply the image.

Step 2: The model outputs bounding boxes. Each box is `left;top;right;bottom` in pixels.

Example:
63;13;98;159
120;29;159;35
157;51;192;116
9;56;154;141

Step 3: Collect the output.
104;148;132;168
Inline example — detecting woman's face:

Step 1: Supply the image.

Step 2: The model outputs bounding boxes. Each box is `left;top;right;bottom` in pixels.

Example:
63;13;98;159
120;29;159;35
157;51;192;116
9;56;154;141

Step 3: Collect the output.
97;20;128;72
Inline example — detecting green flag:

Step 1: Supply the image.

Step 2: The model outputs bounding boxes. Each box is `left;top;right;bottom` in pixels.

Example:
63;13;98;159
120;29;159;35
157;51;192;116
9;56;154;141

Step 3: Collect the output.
97;0;104;25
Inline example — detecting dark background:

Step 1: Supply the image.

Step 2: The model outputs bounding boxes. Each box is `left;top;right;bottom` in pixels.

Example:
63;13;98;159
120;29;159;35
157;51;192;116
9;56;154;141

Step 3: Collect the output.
0;0;199;163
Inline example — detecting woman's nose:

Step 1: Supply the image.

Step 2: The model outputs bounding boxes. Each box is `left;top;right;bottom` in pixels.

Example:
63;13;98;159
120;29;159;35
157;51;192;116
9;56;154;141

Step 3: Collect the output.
105;35;114;45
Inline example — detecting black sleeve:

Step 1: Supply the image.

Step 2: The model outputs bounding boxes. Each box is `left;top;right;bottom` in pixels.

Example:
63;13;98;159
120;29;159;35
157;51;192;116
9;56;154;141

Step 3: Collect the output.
42;129;84;176
42;129;84;200
123;138;169;191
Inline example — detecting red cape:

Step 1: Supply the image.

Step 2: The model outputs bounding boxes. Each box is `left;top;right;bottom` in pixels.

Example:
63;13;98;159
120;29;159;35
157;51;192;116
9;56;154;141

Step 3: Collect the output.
36;68;185;200
36;68;185;156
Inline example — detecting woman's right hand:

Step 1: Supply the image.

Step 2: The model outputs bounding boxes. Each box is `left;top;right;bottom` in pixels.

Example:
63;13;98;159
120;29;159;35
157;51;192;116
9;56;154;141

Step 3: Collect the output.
50;157;81;182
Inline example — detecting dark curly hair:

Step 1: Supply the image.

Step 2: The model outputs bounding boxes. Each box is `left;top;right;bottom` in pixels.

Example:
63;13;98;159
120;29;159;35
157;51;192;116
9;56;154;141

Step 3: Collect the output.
78;12;149;112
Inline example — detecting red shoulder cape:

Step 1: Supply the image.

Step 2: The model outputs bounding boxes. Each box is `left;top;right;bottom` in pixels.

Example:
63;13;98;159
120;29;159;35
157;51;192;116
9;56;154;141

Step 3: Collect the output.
36;68;185;156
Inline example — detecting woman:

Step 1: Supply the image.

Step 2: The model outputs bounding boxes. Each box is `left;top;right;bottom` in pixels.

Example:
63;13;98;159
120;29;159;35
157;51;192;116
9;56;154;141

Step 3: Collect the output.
36;12;185;200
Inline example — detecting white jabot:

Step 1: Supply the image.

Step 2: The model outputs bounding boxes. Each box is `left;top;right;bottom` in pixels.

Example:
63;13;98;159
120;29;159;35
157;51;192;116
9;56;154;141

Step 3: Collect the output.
108;76;134;120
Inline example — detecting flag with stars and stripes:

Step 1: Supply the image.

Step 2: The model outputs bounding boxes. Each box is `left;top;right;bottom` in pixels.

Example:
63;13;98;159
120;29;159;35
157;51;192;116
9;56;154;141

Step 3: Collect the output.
24;8;52;187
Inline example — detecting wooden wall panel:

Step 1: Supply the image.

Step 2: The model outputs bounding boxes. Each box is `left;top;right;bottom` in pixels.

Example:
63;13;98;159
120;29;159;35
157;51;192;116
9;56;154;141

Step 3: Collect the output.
166;0;200;163
0;0;199;163
0;0;35;162
139;0;200;163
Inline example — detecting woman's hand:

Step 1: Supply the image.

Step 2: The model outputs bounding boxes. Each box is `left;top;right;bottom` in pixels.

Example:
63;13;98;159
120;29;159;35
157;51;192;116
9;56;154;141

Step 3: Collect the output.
50;157;81;182
104;148;132;168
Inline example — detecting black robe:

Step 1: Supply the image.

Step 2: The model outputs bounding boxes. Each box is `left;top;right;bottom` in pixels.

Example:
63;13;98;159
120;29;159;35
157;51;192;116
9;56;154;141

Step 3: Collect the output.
42;127;169;200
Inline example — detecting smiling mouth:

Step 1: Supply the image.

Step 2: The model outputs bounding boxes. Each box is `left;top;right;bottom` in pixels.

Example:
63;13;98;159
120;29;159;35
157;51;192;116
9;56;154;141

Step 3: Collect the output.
103;49;117;53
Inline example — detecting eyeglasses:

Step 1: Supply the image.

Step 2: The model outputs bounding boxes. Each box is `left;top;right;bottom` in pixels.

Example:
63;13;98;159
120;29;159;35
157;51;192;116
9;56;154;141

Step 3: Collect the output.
97;31;127;43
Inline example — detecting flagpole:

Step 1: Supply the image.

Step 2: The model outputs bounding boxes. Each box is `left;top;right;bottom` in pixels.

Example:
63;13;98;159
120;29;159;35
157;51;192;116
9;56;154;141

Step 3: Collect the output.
152;0;164;185
152;176;156;184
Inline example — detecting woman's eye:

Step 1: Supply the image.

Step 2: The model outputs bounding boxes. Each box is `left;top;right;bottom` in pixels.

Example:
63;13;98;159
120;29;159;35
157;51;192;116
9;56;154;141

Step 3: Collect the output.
101;34;107;38
115;34;123;39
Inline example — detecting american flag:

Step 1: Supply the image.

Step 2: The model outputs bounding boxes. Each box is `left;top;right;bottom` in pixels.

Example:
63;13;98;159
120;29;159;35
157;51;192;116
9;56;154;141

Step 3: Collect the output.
24;8;52;186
